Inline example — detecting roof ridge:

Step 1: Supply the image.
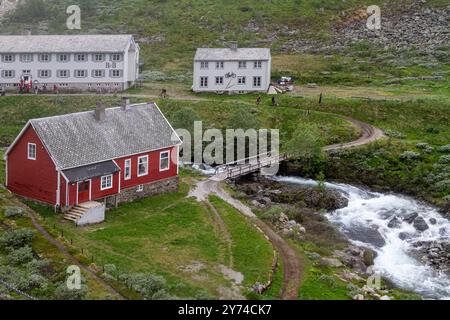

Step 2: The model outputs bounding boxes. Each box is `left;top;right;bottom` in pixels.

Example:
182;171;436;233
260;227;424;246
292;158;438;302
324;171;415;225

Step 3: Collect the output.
30;102;154;122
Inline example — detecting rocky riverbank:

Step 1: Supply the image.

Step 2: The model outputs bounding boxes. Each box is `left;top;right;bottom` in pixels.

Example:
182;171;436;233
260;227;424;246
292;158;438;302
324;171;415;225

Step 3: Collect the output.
230;175;417;300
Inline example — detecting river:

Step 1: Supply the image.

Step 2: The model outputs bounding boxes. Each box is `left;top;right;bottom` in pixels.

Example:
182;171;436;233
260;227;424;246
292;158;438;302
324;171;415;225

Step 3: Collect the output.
273;176;450;300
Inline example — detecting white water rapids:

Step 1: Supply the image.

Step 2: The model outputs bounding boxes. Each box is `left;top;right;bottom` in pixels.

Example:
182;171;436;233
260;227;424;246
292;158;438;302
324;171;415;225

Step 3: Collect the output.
272;176;450;299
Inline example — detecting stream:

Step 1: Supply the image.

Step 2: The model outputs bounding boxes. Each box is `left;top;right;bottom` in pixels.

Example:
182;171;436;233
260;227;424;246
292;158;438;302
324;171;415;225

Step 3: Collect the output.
272;176;450;300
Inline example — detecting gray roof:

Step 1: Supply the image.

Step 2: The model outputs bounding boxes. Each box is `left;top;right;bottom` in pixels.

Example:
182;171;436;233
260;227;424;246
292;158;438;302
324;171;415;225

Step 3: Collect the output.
194;48;271;61
63;161;120;183
28;103;180;170
0;34;135;53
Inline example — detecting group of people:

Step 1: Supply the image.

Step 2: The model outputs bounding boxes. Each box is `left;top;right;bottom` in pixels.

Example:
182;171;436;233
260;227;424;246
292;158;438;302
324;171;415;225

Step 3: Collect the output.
28;84;59;95
256;95;278;106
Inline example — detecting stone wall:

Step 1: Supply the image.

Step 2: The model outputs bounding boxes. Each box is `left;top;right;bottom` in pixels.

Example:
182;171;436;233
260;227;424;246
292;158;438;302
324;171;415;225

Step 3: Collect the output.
105;176;179;207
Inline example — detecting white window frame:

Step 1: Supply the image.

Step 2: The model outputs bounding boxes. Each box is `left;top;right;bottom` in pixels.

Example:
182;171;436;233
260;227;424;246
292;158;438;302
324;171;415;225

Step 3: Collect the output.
238;61;247;69
2;70;14;78
215;76;224;85
93;54;105;62
254;61;262;69
253;76;262;87
159;151;170;172
2;54;14;62
27;143;36;160
200;76;208;87
124;159;131;180
75;70;87;78
137;155;149;177
75;53;87;62
39;54;51;62
92;69;105;78
111;69;122;78
100;175;113;190
216;61;224;69
57;70;70;78
38;70;51;78
57;54;70;62
20;54;33;63
237;76;246;85
111;53;122;62
200;61;209;69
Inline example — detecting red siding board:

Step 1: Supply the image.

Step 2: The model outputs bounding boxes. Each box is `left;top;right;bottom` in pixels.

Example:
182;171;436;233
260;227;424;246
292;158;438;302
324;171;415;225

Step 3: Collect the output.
7;125;57;205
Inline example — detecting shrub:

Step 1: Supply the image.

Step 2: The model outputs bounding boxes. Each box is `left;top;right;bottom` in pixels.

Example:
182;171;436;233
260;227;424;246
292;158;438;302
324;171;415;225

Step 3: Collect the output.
118;273;168;300
438;144;450;153
8;246;34;265
318;274;338;288
385;130;406;139
438;155;450;164
103;264;118;278
3;206;26;218
260;205;284;224
0;229;35;250
399;151;420;161
54;283;87;300
26;259;52;276
435;180;450;192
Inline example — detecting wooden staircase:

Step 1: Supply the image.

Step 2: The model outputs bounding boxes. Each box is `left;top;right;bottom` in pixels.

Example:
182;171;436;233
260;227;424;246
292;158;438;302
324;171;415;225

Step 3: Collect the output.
63;205;88;223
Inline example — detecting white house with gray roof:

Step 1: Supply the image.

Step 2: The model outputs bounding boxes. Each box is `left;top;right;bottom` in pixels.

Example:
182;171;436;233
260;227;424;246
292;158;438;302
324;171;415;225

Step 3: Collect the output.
192;42;271;94
0;34;139;92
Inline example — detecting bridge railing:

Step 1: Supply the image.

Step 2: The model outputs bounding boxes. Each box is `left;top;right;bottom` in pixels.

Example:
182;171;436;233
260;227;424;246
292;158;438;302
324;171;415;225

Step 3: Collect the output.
225;153;288;179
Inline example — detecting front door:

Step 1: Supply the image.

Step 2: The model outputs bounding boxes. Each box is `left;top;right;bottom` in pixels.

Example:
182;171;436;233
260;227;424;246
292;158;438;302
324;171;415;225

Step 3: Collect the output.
77;180;90;204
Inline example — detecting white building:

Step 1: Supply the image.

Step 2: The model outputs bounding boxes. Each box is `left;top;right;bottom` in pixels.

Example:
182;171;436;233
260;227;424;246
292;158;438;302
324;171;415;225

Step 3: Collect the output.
0;34;139;92
192;42;271;94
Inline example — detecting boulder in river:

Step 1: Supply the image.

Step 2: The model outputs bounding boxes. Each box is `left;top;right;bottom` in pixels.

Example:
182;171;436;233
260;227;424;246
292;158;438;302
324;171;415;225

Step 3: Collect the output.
413;217;429;232
388;217;401;228
403;212;419;224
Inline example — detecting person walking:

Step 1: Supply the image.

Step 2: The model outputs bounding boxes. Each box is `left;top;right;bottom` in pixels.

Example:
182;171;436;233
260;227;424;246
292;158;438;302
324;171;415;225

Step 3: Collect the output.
256;96;261;105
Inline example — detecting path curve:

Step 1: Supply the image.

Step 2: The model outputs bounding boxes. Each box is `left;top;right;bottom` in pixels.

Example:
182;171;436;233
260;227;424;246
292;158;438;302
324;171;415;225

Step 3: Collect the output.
189;179;302;300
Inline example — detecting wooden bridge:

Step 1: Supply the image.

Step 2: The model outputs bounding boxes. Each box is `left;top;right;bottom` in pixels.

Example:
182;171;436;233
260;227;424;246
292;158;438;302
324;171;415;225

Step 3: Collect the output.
209;153;288;181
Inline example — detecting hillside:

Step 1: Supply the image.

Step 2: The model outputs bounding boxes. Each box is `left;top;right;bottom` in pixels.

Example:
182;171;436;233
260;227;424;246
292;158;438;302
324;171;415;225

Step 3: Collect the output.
1;0;448;76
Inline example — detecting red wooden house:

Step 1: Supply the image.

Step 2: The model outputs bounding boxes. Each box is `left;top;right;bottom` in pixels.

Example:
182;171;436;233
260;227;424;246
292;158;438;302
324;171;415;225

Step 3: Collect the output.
4;101;181;223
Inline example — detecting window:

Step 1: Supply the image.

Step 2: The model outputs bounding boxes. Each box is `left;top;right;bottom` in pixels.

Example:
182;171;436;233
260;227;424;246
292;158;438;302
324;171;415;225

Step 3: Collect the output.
237;76;246;85
93;54;105;62
75;54;87;62
92;69;105;78
254;61;262;69
238;61;247;69
39;54;51;62
57;54;69;62
253;76;262;87
57;70;70;78
200;61;209;69
101;175;113;190
124;159;131;180
27;143;36;160
215;76;224;85
20;54;33;62
110;70;122;78
137;156;148;177
200;77;208;87
137;185;144;192
111;53;122;62
1;70;14;78
75;70;87;78
160;151;170;171
216;61;224;69
2;54;14;62
38;70;51;78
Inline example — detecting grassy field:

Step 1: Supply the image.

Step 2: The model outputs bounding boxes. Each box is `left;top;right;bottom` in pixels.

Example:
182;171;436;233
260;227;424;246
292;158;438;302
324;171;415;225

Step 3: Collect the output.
0;95;359;148
23;173;276;299
0;188;118;299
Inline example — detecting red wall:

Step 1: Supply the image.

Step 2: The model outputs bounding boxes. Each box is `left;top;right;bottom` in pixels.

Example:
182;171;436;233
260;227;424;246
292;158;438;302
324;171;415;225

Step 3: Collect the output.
7;125;58;205
114;146;178;190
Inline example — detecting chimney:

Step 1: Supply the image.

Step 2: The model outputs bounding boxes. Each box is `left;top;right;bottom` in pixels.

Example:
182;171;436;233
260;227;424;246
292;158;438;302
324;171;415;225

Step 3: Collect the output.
121;96;131;110
230;41;238;51
94;102;106;121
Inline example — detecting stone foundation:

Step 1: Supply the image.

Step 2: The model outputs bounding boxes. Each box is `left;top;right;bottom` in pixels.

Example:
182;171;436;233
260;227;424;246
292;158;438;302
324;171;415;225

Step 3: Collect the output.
105;176;179;207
